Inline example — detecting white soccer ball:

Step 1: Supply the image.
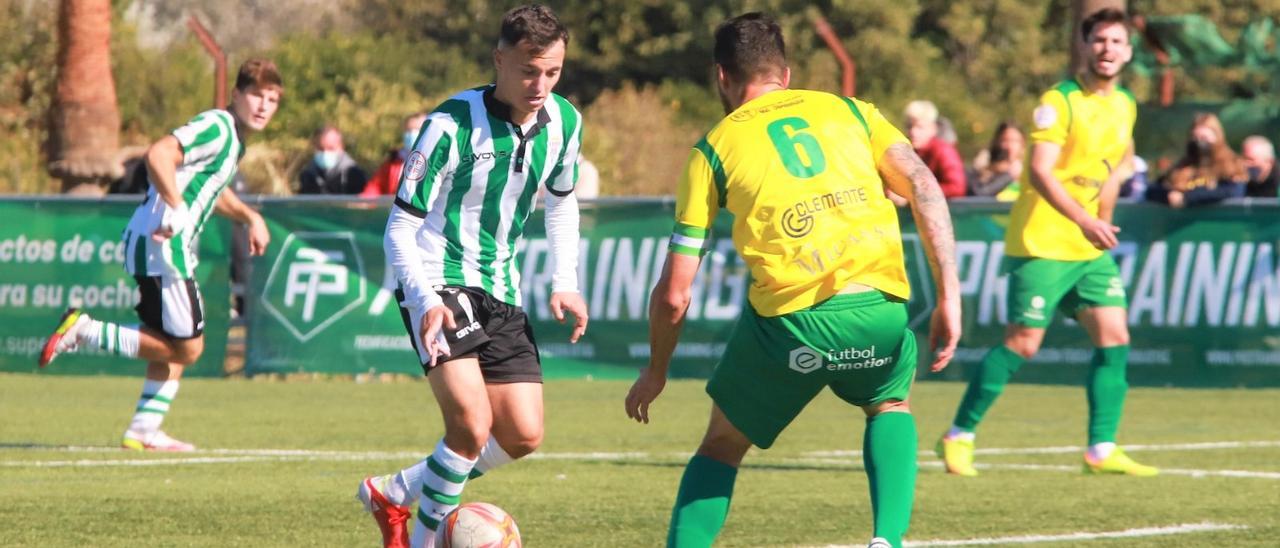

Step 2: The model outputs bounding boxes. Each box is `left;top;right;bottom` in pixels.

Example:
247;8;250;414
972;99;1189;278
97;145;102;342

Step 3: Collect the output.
434;502;522;548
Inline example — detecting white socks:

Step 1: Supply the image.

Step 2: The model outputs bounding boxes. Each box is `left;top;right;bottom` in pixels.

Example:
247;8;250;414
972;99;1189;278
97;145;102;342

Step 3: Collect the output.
80;319;141;358
411;440;477;548
128;379;179;437
946;426;976;442
387;436;515;506
1088;442;1117;461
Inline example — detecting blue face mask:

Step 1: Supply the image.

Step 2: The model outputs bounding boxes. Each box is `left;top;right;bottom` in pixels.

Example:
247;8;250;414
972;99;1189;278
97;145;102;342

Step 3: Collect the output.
403;130;418;151
314;151;339;170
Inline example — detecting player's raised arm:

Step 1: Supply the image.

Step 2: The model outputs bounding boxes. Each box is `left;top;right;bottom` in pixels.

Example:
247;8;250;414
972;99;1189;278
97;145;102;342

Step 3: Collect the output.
878;142;961;372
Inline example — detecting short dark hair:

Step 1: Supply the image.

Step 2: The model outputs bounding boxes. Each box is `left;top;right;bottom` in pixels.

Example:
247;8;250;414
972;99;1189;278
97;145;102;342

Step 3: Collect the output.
499;4;569;51
234;58;283;92
1081;8;1129;41
714;13;787;82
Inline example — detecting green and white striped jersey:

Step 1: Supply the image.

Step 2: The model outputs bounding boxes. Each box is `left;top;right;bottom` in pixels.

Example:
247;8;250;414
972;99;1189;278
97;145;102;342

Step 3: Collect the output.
393;85;582;306
124;109;244;279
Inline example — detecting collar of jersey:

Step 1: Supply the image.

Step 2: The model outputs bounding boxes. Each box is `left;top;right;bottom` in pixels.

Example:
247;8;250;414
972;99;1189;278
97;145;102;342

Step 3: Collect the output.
482;85;552;135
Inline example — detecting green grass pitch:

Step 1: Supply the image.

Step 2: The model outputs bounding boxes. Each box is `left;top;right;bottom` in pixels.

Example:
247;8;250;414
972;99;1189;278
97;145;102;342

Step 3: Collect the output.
2;373;1278;547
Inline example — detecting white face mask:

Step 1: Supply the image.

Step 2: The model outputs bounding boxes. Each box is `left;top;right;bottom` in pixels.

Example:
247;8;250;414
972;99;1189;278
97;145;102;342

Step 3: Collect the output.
314;151;340;170
403;130;418;151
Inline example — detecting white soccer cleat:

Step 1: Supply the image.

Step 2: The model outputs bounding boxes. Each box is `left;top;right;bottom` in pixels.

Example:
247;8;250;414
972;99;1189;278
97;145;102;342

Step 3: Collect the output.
121;430;196;452
867;537;892;548
38;308;93;368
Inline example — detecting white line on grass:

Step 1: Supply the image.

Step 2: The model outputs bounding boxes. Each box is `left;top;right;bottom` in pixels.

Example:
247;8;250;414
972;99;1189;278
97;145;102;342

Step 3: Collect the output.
891;521;1245;547
806;439;1280;458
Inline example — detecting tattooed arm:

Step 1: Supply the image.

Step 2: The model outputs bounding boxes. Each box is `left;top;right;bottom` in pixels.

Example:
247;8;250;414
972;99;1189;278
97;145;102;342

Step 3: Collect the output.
878;142;961;372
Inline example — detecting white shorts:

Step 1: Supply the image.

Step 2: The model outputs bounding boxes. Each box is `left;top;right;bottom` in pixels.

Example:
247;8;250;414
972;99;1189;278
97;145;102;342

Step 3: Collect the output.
134;276;205;339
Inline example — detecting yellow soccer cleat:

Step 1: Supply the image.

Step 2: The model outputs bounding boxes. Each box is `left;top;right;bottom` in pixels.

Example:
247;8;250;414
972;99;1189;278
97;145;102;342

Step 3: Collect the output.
935;436;979;477
1083;447;1159;476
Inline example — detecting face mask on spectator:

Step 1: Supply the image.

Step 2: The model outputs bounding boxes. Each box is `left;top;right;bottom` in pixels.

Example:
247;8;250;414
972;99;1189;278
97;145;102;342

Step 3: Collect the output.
1247;166;1262;182
403;131;418;151
315;151;339;170
1194;139;1213;154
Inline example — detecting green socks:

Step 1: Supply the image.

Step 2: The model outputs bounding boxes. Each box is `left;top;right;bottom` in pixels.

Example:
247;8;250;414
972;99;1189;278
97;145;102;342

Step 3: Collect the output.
1087;345;1129;445
667;455;737;548
952;345;1026;431
864;412;917;548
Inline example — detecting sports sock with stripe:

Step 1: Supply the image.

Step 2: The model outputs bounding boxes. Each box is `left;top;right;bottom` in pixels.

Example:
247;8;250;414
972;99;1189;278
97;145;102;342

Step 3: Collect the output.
864;412;917;548
128;378;179;436
79;319;141;358
1087;345;1129;447
667;454;737;547
410;439;477;548
386;436;514;506
951;345;1025;432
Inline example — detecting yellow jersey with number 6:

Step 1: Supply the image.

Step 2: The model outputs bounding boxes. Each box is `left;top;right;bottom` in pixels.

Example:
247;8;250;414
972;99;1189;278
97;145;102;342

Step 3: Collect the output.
668;89;911;317
1007;79;1136;260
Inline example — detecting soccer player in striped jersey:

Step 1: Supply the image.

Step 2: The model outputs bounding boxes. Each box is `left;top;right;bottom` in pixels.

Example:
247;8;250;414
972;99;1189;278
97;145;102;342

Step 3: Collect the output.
37;59;282;452
354;6;588;548
623;13;961;548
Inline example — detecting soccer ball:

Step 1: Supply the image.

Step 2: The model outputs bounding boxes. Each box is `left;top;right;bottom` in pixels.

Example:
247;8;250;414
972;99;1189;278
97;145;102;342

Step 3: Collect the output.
434;502;522;548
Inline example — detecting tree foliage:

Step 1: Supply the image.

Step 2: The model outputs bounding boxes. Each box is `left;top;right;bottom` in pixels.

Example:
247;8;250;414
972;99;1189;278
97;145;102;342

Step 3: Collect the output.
4;0;1279;194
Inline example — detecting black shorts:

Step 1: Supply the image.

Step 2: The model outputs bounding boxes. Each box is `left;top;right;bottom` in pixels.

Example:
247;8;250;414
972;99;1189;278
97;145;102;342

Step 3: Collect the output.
396;285;542;383
135;276;205;339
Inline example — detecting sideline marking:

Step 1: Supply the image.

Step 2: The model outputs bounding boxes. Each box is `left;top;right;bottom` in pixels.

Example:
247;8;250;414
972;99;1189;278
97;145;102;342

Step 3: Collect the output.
818;521;1246;547
805;439;1280;458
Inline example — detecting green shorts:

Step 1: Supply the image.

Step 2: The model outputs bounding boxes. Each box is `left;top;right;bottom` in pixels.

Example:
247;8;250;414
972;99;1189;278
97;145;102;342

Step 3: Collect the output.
706;291;918;449
1005;255;1127;328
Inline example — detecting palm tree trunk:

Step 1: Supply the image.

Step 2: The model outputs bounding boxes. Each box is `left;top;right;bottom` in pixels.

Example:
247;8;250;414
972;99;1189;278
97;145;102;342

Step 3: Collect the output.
47;0;122;195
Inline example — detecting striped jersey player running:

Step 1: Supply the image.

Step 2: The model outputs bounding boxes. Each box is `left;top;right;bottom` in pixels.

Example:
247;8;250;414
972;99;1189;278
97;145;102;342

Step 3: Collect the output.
353;6;589;548
37;59;282;451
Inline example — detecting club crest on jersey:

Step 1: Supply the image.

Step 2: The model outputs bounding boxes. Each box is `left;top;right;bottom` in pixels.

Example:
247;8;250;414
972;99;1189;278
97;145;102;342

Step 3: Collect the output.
405;150;428;181
1033;105;1058;129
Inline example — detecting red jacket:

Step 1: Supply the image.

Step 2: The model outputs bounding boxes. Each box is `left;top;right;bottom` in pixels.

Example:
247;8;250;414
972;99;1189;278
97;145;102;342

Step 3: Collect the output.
915;138;967;198
359;151;405;198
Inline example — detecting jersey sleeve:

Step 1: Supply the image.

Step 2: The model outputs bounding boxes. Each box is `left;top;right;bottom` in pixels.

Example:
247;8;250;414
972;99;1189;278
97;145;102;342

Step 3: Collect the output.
670;142;721;257
546;99;582;197
1030;90;1070;145
856;100;910;162
171;111;231;165
395;113;456;217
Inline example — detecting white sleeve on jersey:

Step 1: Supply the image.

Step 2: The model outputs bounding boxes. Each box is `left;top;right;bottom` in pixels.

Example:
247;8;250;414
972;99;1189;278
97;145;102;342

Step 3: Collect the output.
384;207;443;313
546;112;582;196
543;190;581;293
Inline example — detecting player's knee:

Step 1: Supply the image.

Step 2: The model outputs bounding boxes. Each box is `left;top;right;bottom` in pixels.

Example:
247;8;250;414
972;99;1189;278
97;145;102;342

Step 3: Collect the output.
170;338;204;365
446;427;490;457
1004;336;1040;359
696;432;750;467
863;399;910;417
503;431;542;459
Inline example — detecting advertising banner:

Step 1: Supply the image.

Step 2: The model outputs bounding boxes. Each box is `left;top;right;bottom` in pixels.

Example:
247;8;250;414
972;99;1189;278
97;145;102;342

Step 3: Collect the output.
0;198;230;376
244;198;1280;387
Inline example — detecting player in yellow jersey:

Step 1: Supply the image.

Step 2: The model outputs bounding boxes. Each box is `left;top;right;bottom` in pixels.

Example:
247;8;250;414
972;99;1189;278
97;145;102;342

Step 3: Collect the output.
623;13;961;548
937;8;1158;478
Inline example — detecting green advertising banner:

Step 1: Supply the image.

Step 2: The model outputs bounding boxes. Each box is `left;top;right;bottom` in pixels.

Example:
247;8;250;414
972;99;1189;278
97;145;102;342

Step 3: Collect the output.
244;198;1280;387
0;198;230;376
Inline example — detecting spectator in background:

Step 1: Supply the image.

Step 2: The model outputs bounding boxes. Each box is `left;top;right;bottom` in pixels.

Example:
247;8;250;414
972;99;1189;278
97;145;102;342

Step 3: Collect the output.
1242;135;1277;198
967;121;1025;199
904;100;967;198
1146;113;1246;208
360;113;427;199
298;125;368;194
1119;155;1149;201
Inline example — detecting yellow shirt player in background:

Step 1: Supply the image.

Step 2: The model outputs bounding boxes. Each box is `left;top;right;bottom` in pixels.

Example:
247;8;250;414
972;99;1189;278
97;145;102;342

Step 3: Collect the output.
938;8;1158;478
624;12;961;548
